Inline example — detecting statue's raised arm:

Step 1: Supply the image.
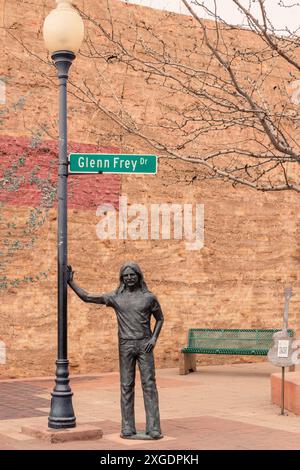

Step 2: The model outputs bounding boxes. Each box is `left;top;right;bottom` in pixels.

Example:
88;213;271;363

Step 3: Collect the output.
67;265;106;304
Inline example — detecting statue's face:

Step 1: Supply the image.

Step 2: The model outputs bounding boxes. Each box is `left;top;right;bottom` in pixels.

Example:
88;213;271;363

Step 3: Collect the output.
122;267;139;289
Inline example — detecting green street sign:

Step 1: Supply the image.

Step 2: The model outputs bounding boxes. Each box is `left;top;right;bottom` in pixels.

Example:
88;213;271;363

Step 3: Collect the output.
69;154;157;174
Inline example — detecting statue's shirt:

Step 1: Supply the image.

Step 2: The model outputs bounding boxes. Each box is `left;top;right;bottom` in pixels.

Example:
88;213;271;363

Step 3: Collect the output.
102;290;163;340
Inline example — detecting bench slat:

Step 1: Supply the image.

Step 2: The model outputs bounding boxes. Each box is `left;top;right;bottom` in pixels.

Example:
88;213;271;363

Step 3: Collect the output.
182;348;270;355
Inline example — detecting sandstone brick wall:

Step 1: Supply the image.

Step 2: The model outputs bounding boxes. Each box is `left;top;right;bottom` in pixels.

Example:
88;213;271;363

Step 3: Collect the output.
0;0;300;378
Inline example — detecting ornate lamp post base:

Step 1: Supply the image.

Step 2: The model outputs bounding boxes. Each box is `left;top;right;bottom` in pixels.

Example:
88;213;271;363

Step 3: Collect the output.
48;360;76;429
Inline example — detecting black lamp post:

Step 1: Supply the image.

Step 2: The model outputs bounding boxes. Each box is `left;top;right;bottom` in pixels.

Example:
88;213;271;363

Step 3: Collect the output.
43;0;84;429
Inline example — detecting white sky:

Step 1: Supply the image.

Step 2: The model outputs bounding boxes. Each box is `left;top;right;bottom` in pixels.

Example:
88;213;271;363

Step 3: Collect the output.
121;1;300;35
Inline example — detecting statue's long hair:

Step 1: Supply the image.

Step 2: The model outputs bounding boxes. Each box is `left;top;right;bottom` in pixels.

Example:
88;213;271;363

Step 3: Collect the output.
116;261;150;294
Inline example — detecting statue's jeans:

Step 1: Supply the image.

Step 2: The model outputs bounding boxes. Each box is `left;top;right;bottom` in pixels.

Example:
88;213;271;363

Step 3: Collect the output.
118;338;161;435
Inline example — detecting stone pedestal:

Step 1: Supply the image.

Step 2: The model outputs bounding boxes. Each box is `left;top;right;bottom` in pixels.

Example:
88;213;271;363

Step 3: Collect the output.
21;423;103;444
271;371;300;415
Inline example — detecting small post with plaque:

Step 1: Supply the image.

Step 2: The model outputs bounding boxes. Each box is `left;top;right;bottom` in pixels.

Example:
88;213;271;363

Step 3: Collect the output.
281;367;285;415
267;288;294;415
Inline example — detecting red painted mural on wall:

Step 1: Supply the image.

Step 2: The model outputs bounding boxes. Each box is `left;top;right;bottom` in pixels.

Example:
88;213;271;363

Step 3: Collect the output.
0;135;121;210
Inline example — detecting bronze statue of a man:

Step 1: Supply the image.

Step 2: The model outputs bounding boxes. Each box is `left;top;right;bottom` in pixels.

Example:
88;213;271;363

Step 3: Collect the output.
67;261;164;440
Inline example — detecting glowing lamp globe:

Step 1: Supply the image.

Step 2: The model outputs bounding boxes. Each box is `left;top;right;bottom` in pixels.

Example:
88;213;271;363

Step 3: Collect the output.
43;0;84;54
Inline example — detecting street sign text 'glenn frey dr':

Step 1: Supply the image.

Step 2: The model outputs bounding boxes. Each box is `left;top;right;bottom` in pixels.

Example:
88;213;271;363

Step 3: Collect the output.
69;154;157;174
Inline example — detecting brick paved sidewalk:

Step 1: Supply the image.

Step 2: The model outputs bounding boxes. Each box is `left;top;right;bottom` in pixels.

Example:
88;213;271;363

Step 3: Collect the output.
0;362;299;450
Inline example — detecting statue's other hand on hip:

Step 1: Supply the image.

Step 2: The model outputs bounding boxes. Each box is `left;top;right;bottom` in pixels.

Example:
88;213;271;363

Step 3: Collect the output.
144;337;157;353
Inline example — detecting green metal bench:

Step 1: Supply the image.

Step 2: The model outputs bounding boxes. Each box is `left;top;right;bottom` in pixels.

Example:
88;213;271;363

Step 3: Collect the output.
179;328;295;375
